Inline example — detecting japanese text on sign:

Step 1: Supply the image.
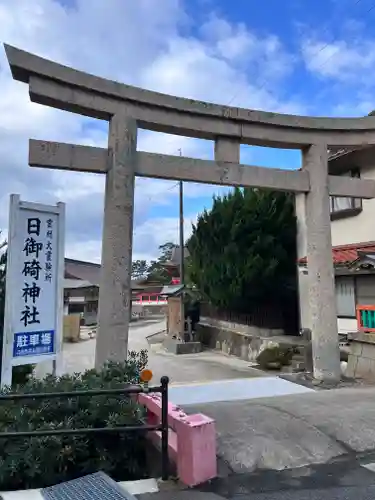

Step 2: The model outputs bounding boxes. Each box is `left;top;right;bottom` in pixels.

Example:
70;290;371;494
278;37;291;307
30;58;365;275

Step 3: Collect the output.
13;330;54;357
13;213;57;358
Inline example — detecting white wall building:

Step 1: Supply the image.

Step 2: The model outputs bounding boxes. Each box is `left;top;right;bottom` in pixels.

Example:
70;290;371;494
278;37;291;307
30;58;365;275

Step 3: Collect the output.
299;143;375;334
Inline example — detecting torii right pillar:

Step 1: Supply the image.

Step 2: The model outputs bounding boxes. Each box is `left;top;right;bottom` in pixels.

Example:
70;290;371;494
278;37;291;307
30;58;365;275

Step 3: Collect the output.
302;143;341;382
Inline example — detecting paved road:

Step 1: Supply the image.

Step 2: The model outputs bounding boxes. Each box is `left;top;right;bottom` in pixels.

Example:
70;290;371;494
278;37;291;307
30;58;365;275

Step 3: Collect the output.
185;386;375;475
190;455;375;499
137;455;375;499
136;456;375;499
36;318;262;385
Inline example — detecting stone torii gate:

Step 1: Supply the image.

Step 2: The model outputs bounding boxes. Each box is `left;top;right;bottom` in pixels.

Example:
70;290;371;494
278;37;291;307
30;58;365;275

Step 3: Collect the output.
5;44;375;382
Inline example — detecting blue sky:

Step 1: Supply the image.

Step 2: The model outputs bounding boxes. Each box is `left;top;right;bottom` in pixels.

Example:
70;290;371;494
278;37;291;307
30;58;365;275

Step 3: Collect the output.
1;0;375;262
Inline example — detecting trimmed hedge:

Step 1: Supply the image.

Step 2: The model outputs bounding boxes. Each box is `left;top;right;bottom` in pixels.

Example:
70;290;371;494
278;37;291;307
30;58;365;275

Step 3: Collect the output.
256;341;299;370
0;351;150;491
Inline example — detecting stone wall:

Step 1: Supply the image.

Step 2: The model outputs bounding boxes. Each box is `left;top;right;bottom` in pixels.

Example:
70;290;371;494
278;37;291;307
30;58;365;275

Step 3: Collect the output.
63;314;81;342
347;332;375;379
142;305;167;317
196;317;289;362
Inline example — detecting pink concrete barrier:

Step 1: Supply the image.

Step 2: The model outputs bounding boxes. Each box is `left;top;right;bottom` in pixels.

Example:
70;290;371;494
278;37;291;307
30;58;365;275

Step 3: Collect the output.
138;392;217;486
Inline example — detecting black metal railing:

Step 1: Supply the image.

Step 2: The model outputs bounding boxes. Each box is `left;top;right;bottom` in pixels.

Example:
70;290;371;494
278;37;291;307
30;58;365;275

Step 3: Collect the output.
0;375;170;480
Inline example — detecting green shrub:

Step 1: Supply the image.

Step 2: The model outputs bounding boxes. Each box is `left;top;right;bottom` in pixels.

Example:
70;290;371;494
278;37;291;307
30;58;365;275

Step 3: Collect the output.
11;364;34;386
256;342;299;370
0;351;150;491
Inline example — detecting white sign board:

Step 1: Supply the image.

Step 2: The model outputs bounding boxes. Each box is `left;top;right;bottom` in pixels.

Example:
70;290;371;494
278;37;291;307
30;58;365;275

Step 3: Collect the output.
1;195;65;387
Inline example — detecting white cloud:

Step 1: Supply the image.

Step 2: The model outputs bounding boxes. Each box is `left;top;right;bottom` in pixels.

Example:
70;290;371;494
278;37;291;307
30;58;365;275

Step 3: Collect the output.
65;239;103;264
301;38;375;83
67;213;199;265
132;213;198;262
0;0;302;262
200;15;295;81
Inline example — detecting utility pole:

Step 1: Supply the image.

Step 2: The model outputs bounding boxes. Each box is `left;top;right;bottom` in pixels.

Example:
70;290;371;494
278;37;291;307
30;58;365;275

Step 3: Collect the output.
178;149;185;341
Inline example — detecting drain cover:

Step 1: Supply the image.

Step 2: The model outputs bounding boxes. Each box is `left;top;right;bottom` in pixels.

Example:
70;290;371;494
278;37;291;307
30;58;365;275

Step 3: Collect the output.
41;471;136;500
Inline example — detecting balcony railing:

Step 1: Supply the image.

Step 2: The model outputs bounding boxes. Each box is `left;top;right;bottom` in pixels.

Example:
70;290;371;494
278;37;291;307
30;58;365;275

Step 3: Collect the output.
356;305;375;332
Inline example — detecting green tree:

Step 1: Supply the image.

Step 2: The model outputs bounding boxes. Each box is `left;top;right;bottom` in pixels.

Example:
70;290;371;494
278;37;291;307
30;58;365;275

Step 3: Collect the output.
187;188;297;313
157;242;175;263
131;259;149;280
147;242;176;284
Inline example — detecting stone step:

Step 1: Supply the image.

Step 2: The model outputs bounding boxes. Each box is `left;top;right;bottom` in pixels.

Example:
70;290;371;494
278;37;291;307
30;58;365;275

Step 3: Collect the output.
291;359;305;371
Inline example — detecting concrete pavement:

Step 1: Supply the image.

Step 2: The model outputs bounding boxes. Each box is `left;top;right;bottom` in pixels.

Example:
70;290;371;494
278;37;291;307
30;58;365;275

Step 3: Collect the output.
138;458;375;499
192;455;375;499
186;386;375;475
168;377;312;405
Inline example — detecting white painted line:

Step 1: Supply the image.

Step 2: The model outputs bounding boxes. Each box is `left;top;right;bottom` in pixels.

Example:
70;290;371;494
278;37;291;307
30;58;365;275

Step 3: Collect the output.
168;376;313;406
118;478;159;495
169;375;267;388
0;488;42;500
362;462;375;473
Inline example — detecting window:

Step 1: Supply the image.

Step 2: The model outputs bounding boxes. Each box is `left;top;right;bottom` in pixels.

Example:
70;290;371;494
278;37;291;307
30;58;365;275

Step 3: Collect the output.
68;303;84;314
150;295;158;302
330;169;362;218
86;301;98;313
355;275;375;305
331;196;353;212
335;276;356;317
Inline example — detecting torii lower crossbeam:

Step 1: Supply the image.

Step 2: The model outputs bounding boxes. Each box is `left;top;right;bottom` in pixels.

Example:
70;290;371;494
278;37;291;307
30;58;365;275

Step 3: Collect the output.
29;139;375;198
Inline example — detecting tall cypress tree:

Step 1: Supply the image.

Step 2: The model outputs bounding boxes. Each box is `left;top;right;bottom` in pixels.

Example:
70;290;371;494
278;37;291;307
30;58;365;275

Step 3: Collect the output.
187;188;297;314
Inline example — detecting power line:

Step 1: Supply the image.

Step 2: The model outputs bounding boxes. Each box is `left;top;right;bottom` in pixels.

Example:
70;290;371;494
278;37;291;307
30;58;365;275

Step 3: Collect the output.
226;0;373;110
239;0;375;157
308;1;375;72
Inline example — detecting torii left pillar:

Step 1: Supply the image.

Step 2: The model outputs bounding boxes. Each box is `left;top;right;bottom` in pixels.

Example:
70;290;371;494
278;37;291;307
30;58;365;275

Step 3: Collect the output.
95;114;137;369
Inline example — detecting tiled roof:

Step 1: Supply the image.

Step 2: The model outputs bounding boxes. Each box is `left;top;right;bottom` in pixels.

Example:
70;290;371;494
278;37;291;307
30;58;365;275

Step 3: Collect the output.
326;111;375;162
64;279;94;289
160;284;185;296
64;258;101;285
328;147;358;161
299;241;375;266
132;284;166;294
64;258;159;289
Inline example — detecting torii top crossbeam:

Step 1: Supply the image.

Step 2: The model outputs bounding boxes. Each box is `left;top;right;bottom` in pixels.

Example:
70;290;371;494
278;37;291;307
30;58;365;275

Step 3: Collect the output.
5;43;375;148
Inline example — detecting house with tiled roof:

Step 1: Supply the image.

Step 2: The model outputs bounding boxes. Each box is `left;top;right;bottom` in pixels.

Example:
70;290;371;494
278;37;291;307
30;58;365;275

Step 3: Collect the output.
300;125;375;334
63;258;168;325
